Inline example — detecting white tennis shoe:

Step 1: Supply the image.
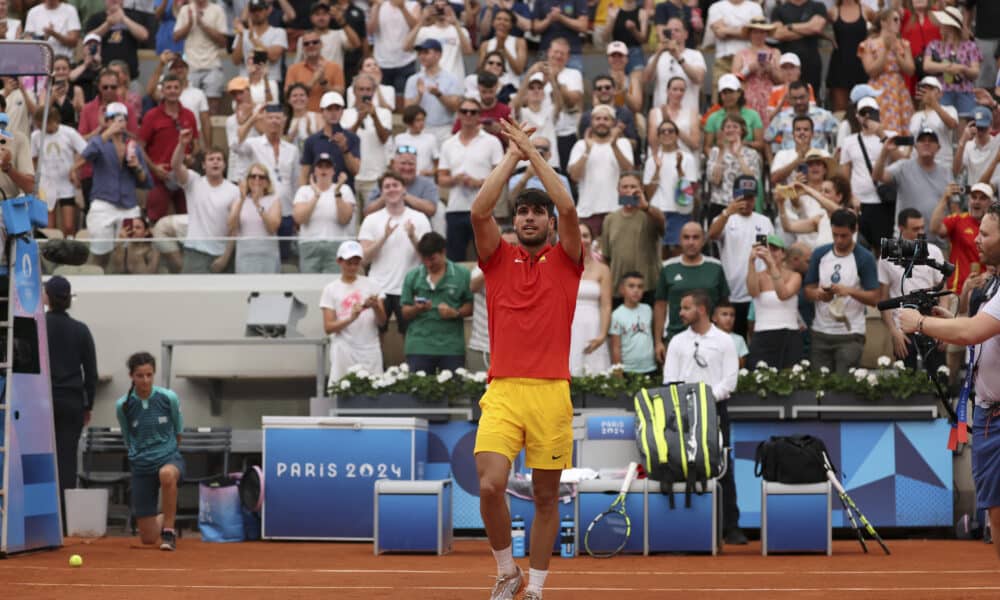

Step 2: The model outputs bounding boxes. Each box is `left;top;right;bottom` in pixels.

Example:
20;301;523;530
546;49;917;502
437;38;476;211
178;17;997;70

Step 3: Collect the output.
489;565;524;600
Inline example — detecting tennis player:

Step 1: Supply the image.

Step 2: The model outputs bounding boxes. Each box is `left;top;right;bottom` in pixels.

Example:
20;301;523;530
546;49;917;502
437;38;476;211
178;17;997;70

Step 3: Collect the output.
472;120;583;600
115;352;185;551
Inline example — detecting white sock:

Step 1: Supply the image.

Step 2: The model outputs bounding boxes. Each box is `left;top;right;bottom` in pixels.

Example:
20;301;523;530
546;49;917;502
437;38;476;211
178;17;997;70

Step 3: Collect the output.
526;568;548;595
492;545;516;576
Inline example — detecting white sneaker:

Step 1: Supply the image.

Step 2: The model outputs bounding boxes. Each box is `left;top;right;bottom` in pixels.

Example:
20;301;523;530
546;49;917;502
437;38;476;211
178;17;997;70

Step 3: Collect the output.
489;565;524;600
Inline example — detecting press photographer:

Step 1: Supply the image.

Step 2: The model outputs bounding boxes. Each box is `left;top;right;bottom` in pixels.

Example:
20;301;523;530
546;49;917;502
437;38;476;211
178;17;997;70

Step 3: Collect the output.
878;209;948;370
898;202;1000;559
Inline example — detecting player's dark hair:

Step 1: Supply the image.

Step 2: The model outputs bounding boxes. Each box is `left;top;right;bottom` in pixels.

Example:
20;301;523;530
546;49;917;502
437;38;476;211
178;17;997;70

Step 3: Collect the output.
417;232;447;257
379;169;405;189
619;271;644;287
161;73;182;86
477;70;499;89
402;104;426;125
831;208;858;231
513;188;555;217
681;289;713;314
125;351;156;400
897;207;923;228
713;297;733;311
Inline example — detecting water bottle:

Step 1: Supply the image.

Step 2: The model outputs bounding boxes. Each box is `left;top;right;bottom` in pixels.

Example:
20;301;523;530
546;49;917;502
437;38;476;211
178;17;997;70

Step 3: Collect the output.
560;516;575;558
511;515;526;558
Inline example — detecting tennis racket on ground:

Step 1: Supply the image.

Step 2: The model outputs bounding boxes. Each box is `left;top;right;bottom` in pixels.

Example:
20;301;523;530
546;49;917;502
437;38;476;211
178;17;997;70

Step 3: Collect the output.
822;452;890;555
584;461;639;558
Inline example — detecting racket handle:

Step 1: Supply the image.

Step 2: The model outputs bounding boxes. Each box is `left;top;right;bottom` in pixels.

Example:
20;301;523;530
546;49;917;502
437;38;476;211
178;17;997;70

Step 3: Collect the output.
824;468;847;496
620;462;639;494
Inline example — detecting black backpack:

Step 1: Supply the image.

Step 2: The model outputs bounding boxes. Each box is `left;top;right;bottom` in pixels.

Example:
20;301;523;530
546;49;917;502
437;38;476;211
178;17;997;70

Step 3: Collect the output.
754;435;832;484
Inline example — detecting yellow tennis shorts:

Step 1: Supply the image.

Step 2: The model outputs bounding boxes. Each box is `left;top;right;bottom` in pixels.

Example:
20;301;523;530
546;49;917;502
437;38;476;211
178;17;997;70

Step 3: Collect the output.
474;377;573;470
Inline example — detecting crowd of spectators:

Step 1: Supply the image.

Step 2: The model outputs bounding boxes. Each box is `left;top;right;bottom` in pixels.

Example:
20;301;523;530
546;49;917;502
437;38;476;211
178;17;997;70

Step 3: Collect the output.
4;0;1000;380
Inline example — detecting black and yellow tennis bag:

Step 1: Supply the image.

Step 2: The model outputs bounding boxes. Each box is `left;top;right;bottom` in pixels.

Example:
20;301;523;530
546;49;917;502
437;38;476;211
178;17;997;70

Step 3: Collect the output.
634;383;723;508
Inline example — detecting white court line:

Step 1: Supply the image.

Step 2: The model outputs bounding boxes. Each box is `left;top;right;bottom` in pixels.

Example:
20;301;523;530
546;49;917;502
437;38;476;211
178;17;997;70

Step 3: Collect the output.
9;582;1000;593
2;565;998;576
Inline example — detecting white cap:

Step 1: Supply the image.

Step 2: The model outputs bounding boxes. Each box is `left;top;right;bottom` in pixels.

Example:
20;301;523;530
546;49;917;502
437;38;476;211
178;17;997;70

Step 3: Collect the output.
918;75;942;90
606;41;628;56
320;91;345;109
83;32;101;45
971;182;995;199
337;240;364;260
104;102;128;118
857;96;879;112
718;73;742;92
528;72;545;85
932;7;964;31
779;53;800;67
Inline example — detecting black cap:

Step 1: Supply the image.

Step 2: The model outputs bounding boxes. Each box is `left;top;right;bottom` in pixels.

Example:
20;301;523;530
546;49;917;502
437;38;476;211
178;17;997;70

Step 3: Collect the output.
732;174;758;199
310;1;330;13
44;275;71;300
248;0;269;10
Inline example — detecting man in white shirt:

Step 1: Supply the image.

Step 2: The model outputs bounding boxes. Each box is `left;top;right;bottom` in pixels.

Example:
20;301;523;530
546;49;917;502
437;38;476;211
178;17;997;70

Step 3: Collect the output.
341;74;393;210
171;128;240;273
232;0;288;84
644;16;706;112
542;37;584;173
235;104;301;258
878;208;947;370
438;97;504;260
567;104;634;237
321;240;387;383
962;106;1000;189
172;0;228;113
708;175;774;337
839;96;893;253
803;209;881;374
404;38;463;143
294;2;360;66
24;0;80;58
403;0;472;81
704;0;761;102
663;288;743;545
369;0;421;103
908;76;958;169
358;169;433;334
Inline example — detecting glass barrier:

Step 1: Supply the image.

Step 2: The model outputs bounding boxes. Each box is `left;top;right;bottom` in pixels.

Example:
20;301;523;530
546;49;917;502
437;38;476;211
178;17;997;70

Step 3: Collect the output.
36;235;358;276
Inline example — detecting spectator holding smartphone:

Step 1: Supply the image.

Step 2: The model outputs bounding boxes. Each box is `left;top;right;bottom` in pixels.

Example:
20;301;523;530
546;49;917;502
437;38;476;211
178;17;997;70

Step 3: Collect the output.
108;216;161;274
873;127;948;229
30;106;86;237
341;74;394;207
232;0;288;85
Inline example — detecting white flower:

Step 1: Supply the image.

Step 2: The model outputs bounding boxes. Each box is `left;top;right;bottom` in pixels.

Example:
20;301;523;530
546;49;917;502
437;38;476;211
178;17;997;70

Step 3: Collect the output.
386;365;400;377
356;369;370;380
754;373;765;383
816;390;825;399
800;374;807;382
769;367;778;374
820;366;830;375
371;378;384;389
339;379;351;390
416;370;427;377
937;365;950;375
739;368;749;377
399;363;409;373
756;361;769;369
877;355;892;368
382;374;397;386
474;371;488;383
792;364;803;374
397;372;409;380
866;373;879;386
848;367;856;374
437;370;453;383
894;360;905;370
799;359;811;368
455;367;468;377
853;368;869;380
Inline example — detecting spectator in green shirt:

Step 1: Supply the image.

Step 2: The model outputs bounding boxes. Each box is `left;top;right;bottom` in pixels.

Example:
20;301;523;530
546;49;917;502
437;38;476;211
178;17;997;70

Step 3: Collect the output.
653;221;730;363
401;232;474;373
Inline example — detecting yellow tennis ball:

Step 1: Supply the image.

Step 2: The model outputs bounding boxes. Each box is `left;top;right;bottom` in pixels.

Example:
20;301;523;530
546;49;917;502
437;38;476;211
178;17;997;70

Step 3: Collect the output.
69;554;83;567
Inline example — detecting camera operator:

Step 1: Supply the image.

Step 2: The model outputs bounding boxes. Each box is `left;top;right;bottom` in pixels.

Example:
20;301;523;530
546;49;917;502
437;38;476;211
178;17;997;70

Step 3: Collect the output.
898;201;1000;559
879;208;946;370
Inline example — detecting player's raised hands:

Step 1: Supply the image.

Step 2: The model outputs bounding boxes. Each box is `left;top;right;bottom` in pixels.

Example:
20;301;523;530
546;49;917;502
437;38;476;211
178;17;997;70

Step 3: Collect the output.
500;119;537;159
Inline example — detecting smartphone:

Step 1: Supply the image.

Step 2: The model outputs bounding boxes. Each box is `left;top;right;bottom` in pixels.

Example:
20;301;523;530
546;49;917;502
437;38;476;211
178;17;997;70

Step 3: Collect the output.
618;194;639;207
360;95;373;103
88;44;98;56
415;296;429;304
755;234;768;246
120;218;135;231
252;50;268;65
757;51;768;64
957;184;969;195
892;135;915;146
797;163;809;176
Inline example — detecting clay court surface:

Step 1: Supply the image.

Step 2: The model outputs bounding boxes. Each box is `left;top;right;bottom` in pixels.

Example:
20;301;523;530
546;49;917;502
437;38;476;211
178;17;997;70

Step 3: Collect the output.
2;537;999;599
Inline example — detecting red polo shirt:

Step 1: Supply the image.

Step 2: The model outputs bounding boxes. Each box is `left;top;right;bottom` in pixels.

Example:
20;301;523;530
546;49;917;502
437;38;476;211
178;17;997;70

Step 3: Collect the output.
944;212;981;294
481;239;583;381
139;103;198;171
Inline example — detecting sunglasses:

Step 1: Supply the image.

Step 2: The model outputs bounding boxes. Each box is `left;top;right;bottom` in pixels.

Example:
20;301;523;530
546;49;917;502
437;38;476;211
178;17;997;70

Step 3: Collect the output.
303;39;321;46
100;84;117;90
693;341;708;369
248;173;269;180
595;85;614;91
396;145;418;154
460;108;480;115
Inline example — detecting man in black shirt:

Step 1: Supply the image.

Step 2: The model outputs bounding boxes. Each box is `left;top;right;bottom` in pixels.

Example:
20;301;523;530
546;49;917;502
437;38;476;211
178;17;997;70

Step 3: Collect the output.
963;0;1000;89
771;0;827;97
85;0;150;83
44;276;98;532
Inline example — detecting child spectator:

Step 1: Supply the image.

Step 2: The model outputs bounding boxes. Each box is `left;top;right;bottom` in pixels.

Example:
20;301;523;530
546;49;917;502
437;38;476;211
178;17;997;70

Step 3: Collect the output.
609;272;657;377
30;106;85;237
713;298;749;368
393;105;439;178
320;240;387;384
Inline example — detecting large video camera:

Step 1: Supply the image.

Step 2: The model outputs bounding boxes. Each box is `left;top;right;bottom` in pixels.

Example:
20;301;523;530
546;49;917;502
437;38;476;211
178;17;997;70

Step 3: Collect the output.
876;236;955;316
